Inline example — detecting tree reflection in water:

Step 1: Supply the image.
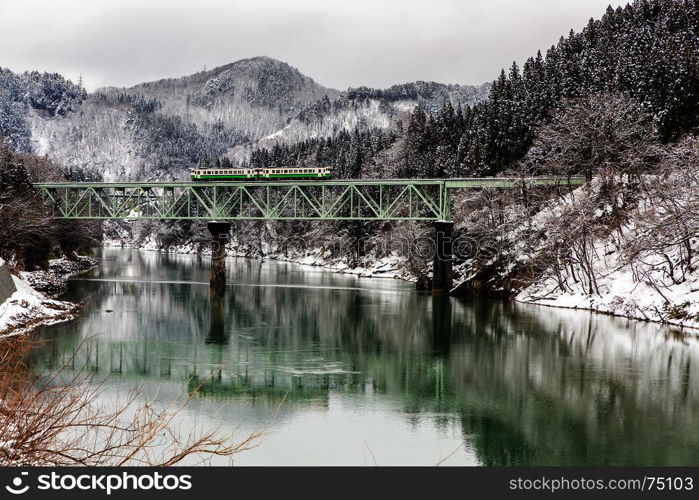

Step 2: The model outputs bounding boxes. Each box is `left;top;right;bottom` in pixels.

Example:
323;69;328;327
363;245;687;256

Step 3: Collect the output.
32;249;699;465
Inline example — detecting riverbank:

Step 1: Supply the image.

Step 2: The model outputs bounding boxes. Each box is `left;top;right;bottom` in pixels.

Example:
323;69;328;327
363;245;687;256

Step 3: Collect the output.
104;235;416;282
0;256;97;337
515;253;699;330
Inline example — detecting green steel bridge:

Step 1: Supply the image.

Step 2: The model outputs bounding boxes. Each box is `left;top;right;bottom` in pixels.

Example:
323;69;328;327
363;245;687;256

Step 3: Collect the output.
33;177;584;222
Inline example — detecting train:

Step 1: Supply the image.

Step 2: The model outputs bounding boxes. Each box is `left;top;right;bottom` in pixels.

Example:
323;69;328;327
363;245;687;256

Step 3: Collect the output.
191;166;332;181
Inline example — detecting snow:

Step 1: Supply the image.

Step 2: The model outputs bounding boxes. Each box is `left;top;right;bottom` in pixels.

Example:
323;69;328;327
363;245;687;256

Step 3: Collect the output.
227;98;397;164
104;236;415;282
516;244;699;329
0;257;96;337
0;286;78;337
514;181;699;330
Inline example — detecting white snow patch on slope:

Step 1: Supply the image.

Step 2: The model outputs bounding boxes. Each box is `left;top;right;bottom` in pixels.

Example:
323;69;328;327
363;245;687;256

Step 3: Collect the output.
0;273;79;337
515;180;699;330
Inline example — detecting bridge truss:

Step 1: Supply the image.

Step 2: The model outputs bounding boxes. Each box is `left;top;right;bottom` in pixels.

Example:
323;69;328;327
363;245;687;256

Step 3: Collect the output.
33;178;583;222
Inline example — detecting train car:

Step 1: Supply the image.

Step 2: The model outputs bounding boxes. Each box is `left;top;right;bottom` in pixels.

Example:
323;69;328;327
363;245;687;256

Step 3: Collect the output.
191;166;332;181
190;167;257;181
258;166;332;180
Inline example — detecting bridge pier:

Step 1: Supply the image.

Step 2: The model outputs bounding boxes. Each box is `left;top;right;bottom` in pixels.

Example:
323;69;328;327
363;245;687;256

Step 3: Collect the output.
207;221;231;291
432;221;454;295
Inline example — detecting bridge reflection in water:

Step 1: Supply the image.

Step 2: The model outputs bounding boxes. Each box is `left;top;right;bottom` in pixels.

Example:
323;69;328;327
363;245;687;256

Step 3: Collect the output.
31;249;699;465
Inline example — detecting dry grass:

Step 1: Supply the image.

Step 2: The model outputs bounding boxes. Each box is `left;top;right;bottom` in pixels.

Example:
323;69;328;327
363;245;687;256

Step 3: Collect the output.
0;335;260;466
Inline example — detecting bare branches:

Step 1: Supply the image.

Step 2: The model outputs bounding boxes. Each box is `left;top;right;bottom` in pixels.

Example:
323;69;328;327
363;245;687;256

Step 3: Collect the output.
0;336;259;466
622;135;699;287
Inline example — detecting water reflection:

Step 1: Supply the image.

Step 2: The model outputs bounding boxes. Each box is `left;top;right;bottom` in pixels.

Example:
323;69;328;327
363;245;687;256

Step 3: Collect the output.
207;288;228;345
32;249;699;465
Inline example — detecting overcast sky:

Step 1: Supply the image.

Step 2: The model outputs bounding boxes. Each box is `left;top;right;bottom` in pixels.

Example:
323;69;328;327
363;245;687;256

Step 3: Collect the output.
0;0;626;92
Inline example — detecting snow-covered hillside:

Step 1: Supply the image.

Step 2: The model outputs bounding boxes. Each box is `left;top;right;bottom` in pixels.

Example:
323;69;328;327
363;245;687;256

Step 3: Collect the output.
2;58;490;181
228;97;394;163
125;56;339;139
29;102;140;182
515;176;699;329
15;57;339;181
0;261;81;337
227;81;491;163
449;157;699;330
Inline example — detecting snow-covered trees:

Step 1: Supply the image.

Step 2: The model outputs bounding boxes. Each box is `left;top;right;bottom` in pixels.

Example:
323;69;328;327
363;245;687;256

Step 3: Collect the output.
624;136;699;288
0;147;99;269
527;94;659;180
0;69;85;152
0;69;32;152
386;0;698;178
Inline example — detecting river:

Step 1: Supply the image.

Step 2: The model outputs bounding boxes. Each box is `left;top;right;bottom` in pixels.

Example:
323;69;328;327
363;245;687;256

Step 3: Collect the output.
32;248;699;465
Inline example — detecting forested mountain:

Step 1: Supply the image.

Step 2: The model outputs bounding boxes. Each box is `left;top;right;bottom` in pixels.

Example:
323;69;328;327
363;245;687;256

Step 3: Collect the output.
239;0;697;179
226;81;489;165
0;56;488;181
24;57;339;181
0;69;85;153
124;56;339;139
397;0;698;177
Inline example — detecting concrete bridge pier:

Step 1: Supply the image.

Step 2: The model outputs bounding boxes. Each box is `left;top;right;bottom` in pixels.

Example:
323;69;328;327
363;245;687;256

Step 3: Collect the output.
432;221;454;295
207;221;231;291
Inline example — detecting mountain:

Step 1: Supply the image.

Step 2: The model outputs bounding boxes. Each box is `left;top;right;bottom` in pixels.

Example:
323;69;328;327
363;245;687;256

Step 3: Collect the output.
0;68;85;153
25;57;340;181
122;56;340;139
1;57;490;181
227;81;490;163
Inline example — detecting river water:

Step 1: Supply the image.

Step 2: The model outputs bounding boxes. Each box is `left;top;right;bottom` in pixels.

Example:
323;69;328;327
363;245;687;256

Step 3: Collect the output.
32;248;699;465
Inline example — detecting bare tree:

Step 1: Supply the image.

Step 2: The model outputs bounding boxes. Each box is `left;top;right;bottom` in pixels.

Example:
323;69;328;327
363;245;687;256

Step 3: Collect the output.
528;93;660;181
526;93;662;232
623;135;699;287
0;335;259;466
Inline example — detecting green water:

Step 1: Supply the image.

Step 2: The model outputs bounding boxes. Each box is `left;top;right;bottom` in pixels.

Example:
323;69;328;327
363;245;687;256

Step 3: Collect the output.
33;248;699;465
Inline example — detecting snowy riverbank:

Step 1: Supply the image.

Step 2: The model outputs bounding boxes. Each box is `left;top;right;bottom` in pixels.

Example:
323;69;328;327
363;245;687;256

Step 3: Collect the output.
103;235;416;281
515;250;699;330
0;256;97;337
511;175;699;330
106;232;699;331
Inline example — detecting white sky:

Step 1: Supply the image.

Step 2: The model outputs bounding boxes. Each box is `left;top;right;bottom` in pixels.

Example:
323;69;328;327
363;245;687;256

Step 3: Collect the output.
0;0;626;92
